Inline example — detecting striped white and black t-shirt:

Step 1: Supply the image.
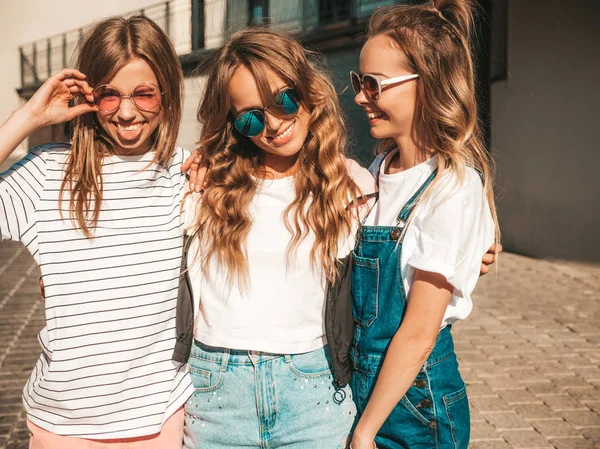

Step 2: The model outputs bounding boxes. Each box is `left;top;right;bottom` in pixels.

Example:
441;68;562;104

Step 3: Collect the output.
0;143;194;438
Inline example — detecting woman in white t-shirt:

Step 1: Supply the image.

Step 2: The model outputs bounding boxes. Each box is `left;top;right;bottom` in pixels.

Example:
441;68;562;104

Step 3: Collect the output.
348;2;500;449
180;28;380;449
0;16;194;449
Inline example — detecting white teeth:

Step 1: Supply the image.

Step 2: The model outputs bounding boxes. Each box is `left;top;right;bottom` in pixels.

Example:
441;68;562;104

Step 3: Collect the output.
367;112;384;119
117;123;143;131
274;122;294;140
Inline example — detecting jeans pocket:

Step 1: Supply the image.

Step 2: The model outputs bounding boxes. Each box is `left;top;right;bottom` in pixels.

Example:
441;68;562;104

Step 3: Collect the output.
443;385;470;449
351;253;379;328
188;355;224;393
288;347;333;378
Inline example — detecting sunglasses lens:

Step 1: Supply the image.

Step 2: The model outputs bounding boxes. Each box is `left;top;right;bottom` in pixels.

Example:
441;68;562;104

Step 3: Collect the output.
132;85;160;110
94;86;120;111
234;110;265;137
362;75;380;102
350;72;361;95
275;88;300;115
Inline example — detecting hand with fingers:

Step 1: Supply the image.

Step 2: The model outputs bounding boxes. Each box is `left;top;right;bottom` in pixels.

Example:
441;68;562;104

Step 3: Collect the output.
23;68;97;128
181;149;209;193
480;242;503;275
0;68;98;165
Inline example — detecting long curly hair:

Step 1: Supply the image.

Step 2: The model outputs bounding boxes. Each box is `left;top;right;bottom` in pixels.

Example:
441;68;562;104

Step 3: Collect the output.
369;0;500;243
60;16;183;237
192;28;360;287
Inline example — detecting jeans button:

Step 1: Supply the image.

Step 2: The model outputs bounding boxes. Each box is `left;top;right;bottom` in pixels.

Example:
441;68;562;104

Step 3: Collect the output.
419;399;432;408
415;379;427;388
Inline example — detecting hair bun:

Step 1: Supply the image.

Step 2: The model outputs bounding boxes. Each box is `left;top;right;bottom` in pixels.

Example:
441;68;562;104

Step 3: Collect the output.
431;0;474;37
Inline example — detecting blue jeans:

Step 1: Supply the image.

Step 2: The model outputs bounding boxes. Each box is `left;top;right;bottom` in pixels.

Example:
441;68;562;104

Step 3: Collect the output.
184;342;356;449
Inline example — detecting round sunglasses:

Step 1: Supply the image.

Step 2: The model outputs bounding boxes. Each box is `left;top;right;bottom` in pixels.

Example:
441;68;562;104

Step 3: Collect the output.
93;83;162;113
350;71;419;103
233;87;301;137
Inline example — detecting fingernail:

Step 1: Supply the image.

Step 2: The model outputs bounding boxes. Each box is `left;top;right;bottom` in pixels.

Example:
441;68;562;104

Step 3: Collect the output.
196;185;201;193
190;183;195;190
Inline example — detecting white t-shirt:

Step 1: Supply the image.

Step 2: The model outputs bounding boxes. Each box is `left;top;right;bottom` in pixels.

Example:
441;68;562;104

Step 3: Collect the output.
185;162;376;354
364;151;495;327
0;143;194;438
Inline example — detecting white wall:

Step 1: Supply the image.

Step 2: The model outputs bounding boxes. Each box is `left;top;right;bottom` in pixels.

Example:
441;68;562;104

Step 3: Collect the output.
490;0;600;261
0;0;200;154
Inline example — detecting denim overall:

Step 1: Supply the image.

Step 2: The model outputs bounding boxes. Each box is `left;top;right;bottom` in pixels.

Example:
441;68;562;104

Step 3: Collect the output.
350;169;470;449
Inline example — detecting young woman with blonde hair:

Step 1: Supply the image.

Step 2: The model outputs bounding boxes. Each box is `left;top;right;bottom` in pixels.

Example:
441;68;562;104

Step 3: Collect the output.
348;1;500;448
180;27;376;449
0;16;193;448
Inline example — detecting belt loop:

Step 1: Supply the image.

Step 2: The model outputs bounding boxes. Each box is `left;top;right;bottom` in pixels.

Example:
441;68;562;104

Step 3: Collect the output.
284;354;292;363
220;349;230;372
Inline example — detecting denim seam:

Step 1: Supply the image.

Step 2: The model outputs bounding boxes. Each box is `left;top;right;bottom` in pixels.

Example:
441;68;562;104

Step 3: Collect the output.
443;388;467;449
400;395;431;426
424;368;439;449
352;254;379;328
424;351;454;368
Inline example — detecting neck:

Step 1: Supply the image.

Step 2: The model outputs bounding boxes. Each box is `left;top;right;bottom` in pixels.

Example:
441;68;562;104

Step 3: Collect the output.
258;153;299;179
387;135;429;174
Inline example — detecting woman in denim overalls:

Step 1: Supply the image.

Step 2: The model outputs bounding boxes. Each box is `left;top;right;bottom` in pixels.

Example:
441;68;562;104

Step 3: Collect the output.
348;2;501;449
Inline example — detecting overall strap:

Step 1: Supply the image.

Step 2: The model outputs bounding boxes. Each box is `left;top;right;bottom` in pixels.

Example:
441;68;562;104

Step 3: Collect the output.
396;168;438;225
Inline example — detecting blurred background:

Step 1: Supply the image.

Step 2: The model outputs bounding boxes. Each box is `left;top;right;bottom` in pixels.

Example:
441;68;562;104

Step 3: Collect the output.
1;0;598;262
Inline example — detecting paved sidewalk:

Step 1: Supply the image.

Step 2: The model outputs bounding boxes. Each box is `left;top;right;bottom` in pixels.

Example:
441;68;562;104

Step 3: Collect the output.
0;240;598;448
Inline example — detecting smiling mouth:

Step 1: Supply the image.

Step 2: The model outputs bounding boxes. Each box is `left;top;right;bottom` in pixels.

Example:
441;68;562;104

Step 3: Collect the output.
366;111;385;120
115;122;144;132
272;121;295;141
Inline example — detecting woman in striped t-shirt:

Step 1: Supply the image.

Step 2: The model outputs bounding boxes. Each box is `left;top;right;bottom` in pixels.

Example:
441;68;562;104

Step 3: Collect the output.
0;16;194;448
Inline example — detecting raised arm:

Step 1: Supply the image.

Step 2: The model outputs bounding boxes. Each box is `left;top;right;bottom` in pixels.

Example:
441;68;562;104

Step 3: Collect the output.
0;69;95;166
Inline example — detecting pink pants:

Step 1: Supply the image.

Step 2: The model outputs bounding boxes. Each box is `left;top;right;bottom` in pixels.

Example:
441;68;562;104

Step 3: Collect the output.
28;407;184;449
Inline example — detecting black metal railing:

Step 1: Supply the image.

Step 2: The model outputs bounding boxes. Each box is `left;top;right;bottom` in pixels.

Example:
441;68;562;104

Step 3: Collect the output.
19;0;193;91
19;0;402;93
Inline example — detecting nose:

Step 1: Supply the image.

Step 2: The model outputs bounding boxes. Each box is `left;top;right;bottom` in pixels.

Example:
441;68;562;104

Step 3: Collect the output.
354;88;369;106
264;110;284;133
117;96;137;121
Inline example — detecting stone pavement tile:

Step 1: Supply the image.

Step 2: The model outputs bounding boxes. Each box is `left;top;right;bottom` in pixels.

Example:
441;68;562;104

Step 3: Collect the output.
559;410;600;428
549;437;598;449
567;388;600;403
467;382;496;396
471;420;503;439
469;440;512;449
502;429;553;448
529;418;583;437
486;376;524;391
549;374;594;390
527;382;562;395
499;389;543;404
581;427;600;444
507;368;548;383
539;394;589;411
470;396;512;412
484;412;533;430
515;403;560;420
573;367;600;382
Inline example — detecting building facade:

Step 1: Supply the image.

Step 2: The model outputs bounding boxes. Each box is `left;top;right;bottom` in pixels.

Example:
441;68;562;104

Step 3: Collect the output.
3;0;599;261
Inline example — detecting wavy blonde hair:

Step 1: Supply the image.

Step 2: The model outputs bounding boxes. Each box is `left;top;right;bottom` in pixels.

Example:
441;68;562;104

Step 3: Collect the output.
192;28;360;287
369;0;500;244
60;16;183;237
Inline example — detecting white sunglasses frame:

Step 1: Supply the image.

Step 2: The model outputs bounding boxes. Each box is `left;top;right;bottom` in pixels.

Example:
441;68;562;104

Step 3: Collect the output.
350;71;419;102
